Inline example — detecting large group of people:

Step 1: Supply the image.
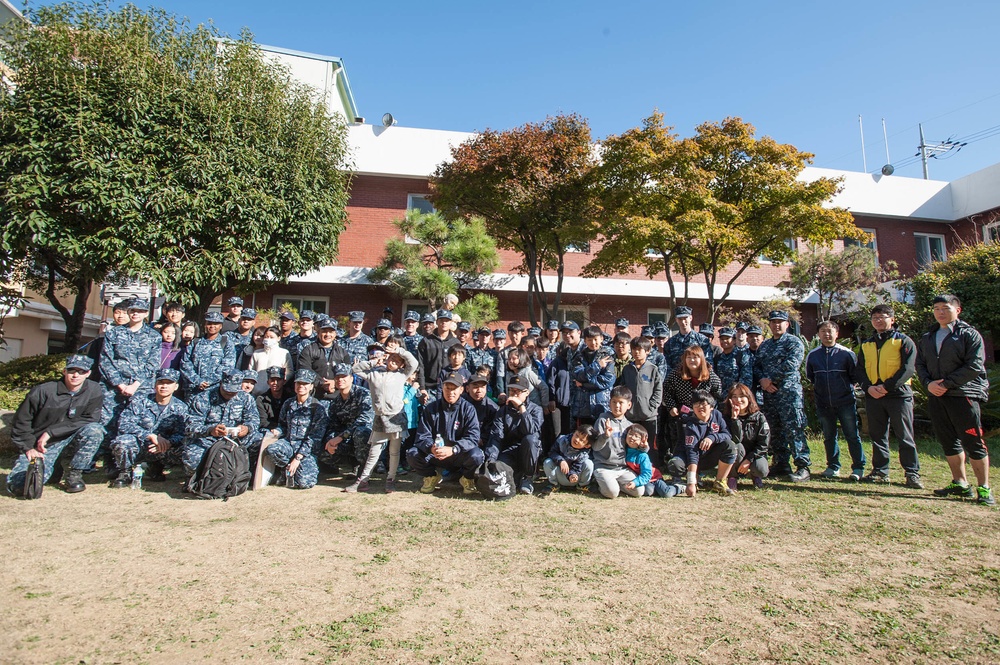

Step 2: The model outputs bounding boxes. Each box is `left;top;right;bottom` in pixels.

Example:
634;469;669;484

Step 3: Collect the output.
6;293;994;506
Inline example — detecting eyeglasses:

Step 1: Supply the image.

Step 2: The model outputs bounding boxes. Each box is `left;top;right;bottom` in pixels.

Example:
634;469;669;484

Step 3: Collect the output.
65;368;88;375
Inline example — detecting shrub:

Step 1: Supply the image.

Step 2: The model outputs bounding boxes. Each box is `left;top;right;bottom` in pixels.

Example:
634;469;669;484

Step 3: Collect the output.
0;354;69;410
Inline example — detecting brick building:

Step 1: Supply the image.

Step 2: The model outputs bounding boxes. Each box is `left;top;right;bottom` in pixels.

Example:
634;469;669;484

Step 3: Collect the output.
245;123;1000;340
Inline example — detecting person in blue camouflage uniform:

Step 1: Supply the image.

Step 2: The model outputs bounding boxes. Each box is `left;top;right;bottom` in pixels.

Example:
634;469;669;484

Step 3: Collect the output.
713;327;752;395
263;369;329;489
753;311;810;481
225;308;257;365
109;368;188;487
401;311;424;357
99;298;161;446
456;321;474;352
183;369;260;476
649;325;669;378
340;311;376;364
663;307;714;375
543;320;562;364
275;310;298;355
318;363;374;473
744;324;765;404
467;327;494;375
181;311;237;397
285;310;317;367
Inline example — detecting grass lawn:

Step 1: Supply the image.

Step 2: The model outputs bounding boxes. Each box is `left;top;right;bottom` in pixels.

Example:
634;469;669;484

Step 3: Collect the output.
0;435;997;664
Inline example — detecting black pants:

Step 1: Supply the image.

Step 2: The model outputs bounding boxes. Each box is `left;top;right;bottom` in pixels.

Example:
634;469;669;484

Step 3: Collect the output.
927;395;989;460
497;434;541;483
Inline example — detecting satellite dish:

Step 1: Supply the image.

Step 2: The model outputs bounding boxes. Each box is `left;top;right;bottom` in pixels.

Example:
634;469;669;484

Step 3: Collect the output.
381;113;395;127
881;164;894;176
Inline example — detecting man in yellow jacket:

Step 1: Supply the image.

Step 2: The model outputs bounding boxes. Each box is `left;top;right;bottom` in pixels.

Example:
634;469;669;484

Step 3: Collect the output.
855;304;922;488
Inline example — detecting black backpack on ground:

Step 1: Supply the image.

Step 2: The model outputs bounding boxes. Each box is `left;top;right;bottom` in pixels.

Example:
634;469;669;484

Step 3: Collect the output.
186;437;250;501
475;460;515;501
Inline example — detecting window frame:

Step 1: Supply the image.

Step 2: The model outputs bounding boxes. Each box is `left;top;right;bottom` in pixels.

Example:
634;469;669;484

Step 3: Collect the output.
913;232;946;271
272;296;329;316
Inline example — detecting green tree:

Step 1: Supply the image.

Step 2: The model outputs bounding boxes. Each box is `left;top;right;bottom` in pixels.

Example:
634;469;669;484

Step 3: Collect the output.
367;210;501;322
0;2;351;349
785;245;885;321
589;116;864;324
430;114;601;327
905;242;1000;344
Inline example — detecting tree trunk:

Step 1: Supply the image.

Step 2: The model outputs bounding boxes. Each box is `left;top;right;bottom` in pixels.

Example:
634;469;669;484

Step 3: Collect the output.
44;266;92;353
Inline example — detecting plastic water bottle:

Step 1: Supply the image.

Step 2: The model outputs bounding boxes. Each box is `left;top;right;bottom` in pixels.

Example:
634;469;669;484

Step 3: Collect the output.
131;463;146;490
433;434;445;449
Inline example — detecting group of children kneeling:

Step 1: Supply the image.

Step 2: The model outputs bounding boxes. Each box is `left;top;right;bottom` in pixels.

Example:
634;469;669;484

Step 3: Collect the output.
540;382;768;499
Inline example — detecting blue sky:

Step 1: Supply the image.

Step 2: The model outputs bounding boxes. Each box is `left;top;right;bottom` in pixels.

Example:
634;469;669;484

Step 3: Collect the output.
34;0;1000;181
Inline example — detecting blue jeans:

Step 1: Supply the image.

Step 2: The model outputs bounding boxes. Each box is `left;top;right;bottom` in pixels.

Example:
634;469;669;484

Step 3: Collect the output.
815;401;865;473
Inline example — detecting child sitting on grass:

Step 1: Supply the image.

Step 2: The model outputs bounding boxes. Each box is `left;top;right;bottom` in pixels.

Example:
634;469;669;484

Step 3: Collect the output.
591;386;637;498
666;390;736;497
623;424;682;498
542;424;595;492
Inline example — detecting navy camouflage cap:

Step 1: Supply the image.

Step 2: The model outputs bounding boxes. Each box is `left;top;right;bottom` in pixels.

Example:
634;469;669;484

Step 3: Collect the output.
718;327;736;338
615;317;629;328
420;313;436;324
226;296;244;307
655;327;670;339
746;325;764;335
560;320;580;331
204;311;224;323
294;368;317;384
602;333;612;345
332;363;352;377
404;310;421;322
699;323;715;337
220;369;243;392
492;329;507;339
477;326;491;335
279;310;297;321
239;308;257;320
265;366;285;379
65;354;94;371
299;310;315;321
376;318;392;329
155;368;180;383
527;326;541;336
442;371;467;387
768;310;789;321
457;321;472;332
317;315;336;330
546;320;561;331
241;369;258;383
128;298;150;311
673;306;692;318
640;325;654;338
436;309;453;321
348;310;365;322
735;321;749;331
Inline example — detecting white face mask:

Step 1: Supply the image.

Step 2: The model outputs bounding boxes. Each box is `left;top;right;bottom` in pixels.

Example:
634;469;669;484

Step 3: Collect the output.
263;338;278;349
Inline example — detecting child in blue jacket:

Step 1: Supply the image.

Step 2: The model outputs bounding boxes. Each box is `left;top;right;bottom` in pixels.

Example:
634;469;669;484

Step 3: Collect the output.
623;424;681;497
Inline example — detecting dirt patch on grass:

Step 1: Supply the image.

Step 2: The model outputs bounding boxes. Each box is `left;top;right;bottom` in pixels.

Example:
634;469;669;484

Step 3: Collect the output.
1;456;998;664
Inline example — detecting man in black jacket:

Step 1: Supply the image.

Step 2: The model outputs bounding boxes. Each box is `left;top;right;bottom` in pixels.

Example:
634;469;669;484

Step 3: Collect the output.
417;309;459;403
487;375;544;495
297;316;350;399
916;295;993;506
7;355;106;495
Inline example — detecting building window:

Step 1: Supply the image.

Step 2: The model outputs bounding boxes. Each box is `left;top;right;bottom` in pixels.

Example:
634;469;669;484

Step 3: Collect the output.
407;194;434;214
647;309;671;327
555;305;589;328
984;220;1000;246
759;238;797;264
914;233;946;270
272;296;329;315
845;228;878;255
402;300;432;317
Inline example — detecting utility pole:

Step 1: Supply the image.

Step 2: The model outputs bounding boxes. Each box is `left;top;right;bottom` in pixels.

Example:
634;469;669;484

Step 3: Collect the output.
919;123;929;179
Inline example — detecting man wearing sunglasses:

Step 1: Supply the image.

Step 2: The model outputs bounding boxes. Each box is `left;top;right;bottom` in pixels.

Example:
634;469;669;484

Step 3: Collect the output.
7;355;106;495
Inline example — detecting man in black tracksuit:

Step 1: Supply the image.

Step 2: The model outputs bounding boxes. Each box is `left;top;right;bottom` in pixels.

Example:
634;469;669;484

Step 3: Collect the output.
486;375;544;495
417;310;460;404
916;294;993;506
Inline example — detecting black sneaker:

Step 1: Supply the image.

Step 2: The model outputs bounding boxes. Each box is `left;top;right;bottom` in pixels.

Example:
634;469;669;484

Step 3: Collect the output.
769;464;793;478
904;474;925;490
933;481;974;498
977;486;996;506
109;472;131;489
64;469;86;493
862;471;890;484
145;462;167;482
789;467;810;483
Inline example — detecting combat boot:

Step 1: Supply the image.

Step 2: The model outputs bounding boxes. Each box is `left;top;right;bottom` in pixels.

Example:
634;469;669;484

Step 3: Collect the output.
64;469;86;493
